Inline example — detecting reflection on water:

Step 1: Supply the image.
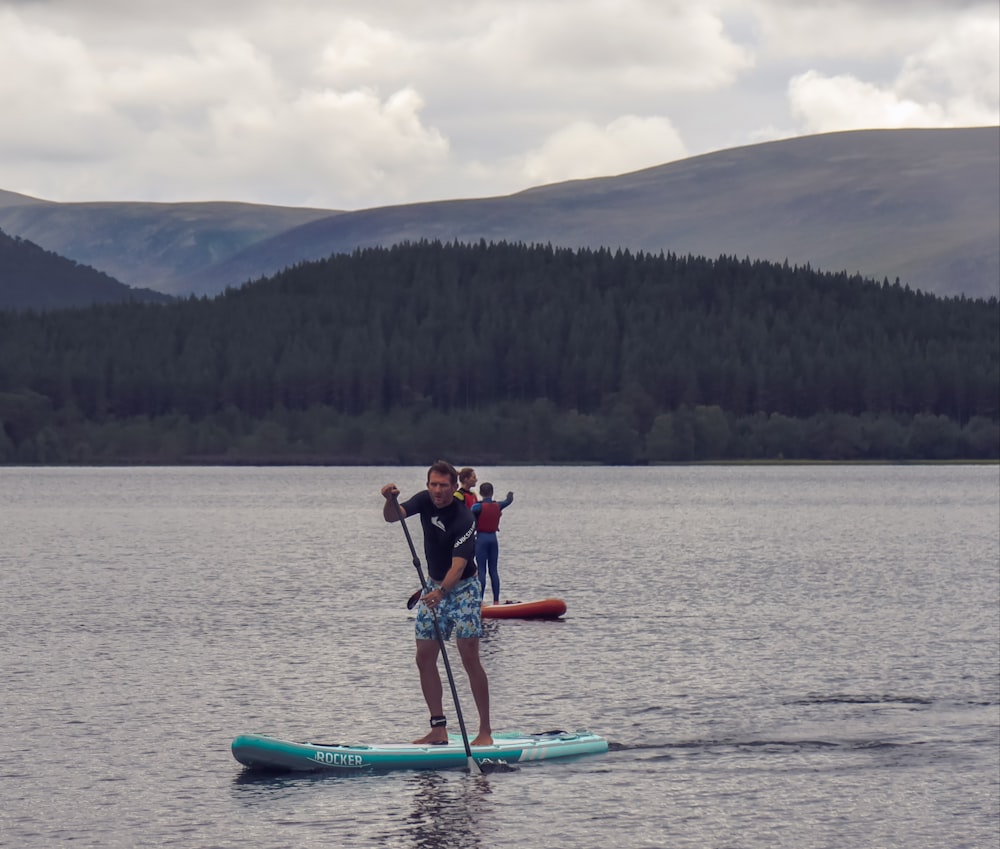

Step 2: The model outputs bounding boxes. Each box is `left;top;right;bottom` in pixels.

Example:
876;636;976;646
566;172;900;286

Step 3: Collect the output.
228;766;357;802
230;765;501;849
400;772;494;849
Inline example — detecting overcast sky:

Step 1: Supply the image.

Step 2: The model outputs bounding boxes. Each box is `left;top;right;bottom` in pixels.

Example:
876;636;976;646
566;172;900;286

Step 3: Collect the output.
1;0;997;210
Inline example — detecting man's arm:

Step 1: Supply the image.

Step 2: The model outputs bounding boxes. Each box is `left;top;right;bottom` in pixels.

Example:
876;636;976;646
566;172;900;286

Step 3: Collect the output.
439;556;469;593
422;554;468;609
381;483;404;522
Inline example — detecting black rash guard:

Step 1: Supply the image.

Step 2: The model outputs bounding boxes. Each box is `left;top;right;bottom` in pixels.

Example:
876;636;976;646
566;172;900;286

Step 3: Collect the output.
400;490;477;583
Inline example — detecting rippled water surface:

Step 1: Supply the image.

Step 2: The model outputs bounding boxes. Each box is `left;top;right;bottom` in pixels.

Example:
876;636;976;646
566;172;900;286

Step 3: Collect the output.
2;465;998;848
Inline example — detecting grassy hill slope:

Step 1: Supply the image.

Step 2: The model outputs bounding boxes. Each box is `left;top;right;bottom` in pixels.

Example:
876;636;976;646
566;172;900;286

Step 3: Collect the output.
0;200;337;295
0;228;173;310
0;127;996;300
191;127;997;299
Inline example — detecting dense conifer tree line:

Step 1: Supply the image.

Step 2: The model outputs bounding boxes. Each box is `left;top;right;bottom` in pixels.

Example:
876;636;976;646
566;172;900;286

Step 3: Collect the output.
0;240;997;463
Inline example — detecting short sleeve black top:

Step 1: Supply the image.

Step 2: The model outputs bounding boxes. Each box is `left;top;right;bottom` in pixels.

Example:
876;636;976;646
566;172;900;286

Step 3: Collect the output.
399;490;477;582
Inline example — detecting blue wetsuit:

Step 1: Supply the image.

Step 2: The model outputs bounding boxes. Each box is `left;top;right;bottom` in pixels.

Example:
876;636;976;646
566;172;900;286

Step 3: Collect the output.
471;493;514;603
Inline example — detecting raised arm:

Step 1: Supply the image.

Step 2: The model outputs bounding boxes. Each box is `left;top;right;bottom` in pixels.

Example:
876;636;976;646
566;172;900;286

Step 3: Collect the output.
381;483;404;522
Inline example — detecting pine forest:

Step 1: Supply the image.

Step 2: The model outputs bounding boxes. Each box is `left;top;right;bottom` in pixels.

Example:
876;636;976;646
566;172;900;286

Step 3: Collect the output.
1;240;997;464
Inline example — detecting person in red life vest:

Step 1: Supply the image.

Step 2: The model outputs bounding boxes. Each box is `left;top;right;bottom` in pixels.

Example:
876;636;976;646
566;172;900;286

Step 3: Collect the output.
456;467;478;508
471;482;514;605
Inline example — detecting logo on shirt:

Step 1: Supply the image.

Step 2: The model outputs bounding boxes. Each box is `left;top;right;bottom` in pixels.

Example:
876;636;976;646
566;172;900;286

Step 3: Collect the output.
454;524;474;549
430;516;446;532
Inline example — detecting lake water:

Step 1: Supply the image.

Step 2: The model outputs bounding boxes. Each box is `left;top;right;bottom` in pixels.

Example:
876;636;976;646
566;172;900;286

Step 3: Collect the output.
2;465;998;849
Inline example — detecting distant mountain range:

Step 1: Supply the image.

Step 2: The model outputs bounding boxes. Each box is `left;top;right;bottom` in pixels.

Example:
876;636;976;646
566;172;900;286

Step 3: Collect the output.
0;194;333;306
0;127;997;307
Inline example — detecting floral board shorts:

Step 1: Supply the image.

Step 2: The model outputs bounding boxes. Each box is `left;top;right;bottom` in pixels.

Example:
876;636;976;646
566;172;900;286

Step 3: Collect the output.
415;576;483;641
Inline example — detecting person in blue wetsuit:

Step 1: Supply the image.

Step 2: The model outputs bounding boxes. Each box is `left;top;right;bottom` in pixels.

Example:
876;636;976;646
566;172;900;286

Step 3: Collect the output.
381;460;492;747
472;482;514;605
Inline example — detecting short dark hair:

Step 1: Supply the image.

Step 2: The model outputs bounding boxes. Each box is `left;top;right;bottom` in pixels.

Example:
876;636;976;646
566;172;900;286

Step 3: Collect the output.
479;482;494;497
427;459;458;486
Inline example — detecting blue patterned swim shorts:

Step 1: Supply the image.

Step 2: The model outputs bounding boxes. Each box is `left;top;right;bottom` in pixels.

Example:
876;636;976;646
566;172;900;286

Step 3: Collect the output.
415;576;483;641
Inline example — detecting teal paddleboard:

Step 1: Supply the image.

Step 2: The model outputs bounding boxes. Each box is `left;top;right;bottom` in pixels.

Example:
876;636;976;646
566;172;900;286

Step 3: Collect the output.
232;730;608;772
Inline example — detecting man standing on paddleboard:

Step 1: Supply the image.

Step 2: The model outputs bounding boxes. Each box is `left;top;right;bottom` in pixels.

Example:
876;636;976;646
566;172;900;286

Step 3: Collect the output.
381;460;493;747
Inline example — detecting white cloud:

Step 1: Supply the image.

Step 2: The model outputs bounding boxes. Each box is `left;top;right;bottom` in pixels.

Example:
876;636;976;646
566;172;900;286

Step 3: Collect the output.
0;9;451;205
743;0;995;58
469;0;754;92
789;72;940;131
109;82;450;207
0;1;996;207
521;116;688;185
788;11;999;133
896;13;999;113
315;19;411;82
0;11;117;156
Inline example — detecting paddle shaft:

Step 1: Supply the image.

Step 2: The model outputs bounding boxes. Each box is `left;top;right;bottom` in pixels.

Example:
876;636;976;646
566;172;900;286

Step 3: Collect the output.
392;495;481;774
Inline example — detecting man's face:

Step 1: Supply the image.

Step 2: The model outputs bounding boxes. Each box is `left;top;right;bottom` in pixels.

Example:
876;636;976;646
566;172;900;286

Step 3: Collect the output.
427;471;455;508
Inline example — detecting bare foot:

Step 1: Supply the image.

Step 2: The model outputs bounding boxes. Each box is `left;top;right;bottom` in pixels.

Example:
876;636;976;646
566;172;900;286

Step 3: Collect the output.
412;730;449;745
470;733;493;747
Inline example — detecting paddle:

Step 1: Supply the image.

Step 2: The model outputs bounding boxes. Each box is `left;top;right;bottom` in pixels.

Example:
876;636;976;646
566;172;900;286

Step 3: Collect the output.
391;495;481;775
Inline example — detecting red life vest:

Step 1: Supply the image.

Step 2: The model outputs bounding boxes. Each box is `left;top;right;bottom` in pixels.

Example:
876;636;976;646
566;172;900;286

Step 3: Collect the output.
476;501;502;533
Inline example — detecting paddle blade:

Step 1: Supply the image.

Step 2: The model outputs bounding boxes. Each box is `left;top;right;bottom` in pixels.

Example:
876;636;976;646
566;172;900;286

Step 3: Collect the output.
406;589;422;610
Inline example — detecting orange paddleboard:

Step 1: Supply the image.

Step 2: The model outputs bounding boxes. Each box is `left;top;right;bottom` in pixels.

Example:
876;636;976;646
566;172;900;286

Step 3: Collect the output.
481;598;567;620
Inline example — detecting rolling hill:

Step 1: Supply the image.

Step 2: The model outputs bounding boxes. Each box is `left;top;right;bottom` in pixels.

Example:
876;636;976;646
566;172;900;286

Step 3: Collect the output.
0;228;173;310
0;193;337;299
0;127;996;302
